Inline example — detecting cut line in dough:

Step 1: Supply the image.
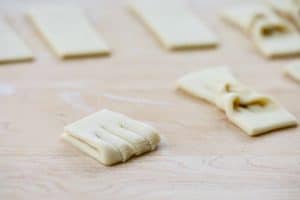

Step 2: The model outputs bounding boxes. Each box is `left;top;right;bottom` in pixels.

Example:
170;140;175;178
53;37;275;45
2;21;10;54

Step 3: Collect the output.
221;3;300;58
27;7;110;59
177;66;298;136
0;20;33;64
62;109;160;166
128;0;218;50
285;62;300;83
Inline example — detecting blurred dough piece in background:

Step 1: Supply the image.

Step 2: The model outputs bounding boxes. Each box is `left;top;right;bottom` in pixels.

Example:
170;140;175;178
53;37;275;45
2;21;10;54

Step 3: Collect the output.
128;0;218;50
268;0;300;30
221;3;300;58
0;20;33;64
27;7;110;59
285;62;300;83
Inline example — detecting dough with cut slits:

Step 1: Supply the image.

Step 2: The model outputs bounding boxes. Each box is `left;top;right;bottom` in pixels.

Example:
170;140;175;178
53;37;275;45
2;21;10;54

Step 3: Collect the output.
285;62;300;82
222;3;300;58
62;109;160;166
28;7;110;59
129;0;218;50
177;67;298;136
0;20;33;63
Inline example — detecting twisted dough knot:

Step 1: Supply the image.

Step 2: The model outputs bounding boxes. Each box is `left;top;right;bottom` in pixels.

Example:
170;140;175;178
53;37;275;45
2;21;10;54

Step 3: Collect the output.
215;82;274;114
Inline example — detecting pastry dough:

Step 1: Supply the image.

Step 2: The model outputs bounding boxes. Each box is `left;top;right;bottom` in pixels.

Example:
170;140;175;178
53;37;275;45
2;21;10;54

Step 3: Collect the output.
285;62;300;82
0;20;33;63
268;0;300;30
222;4;300;58
28;7;110;59
62;109;160;166
128;0;218;50
177;67;298;136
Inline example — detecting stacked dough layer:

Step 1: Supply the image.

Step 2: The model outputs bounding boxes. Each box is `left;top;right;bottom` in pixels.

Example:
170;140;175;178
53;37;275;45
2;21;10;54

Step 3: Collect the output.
62;109;160;166
177;67;298;136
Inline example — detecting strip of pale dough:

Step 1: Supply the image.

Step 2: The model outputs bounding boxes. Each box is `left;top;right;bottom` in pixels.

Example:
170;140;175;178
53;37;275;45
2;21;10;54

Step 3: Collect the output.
268;0;300;30
129;0;218;50
0;20;33;63
62;109;160;166
28;7;110;59
285;62;300;82
222;4;300;58
177;67;298;136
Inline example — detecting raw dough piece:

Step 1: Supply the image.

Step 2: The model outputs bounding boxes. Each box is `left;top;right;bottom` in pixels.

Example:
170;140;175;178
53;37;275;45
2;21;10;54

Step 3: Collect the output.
62;109;160;166
285;62;300;82
221;4;273;33
177;67;298;136
28;7;110;59
268;0;300;30
129;0;218;50
0;20;33;63
222;4;300;58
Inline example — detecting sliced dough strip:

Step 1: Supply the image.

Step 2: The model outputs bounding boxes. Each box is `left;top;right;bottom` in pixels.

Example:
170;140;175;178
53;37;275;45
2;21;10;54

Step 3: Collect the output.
101;124;151;155
128;0;218;50
101;109;160;150
62;131;122;165
177;66;298;136
93;127;135;162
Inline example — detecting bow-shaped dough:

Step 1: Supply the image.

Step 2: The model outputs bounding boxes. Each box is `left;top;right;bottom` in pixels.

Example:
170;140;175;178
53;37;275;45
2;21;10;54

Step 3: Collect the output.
222;3;300;58
177;67;298;136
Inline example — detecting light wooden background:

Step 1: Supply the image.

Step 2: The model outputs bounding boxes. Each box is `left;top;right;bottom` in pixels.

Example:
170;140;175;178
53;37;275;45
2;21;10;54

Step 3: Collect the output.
0;0;300;199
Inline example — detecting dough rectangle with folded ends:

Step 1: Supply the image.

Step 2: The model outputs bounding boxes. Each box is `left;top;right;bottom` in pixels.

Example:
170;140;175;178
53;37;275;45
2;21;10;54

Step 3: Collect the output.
128;0;218;50
62;109;160;166
0;21;33;63
221;4;300;58
27;7;110;59
177;67;298;136
285;62;300;83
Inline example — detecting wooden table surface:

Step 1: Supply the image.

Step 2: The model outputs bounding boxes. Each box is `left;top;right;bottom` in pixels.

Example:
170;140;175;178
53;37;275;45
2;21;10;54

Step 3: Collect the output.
1;0;300;199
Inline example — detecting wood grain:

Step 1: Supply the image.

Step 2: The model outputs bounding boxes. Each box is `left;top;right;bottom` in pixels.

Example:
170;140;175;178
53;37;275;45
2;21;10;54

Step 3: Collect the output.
0;0;300;199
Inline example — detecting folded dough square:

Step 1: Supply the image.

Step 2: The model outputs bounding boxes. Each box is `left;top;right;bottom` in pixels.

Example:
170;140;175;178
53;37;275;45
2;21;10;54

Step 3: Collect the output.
62;109;160;166
177;67;298;136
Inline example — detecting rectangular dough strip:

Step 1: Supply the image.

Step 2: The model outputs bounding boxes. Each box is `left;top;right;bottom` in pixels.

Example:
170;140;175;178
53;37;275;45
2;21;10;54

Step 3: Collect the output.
27;7;110;59
128;0;218;50
177;67;298;136
0;20;33;64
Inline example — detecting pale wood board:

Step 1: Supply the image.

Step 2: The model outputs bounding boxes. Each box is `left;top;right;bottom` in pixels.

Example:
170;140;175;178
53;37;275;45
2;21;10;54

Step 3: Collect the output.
0;0;300;199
